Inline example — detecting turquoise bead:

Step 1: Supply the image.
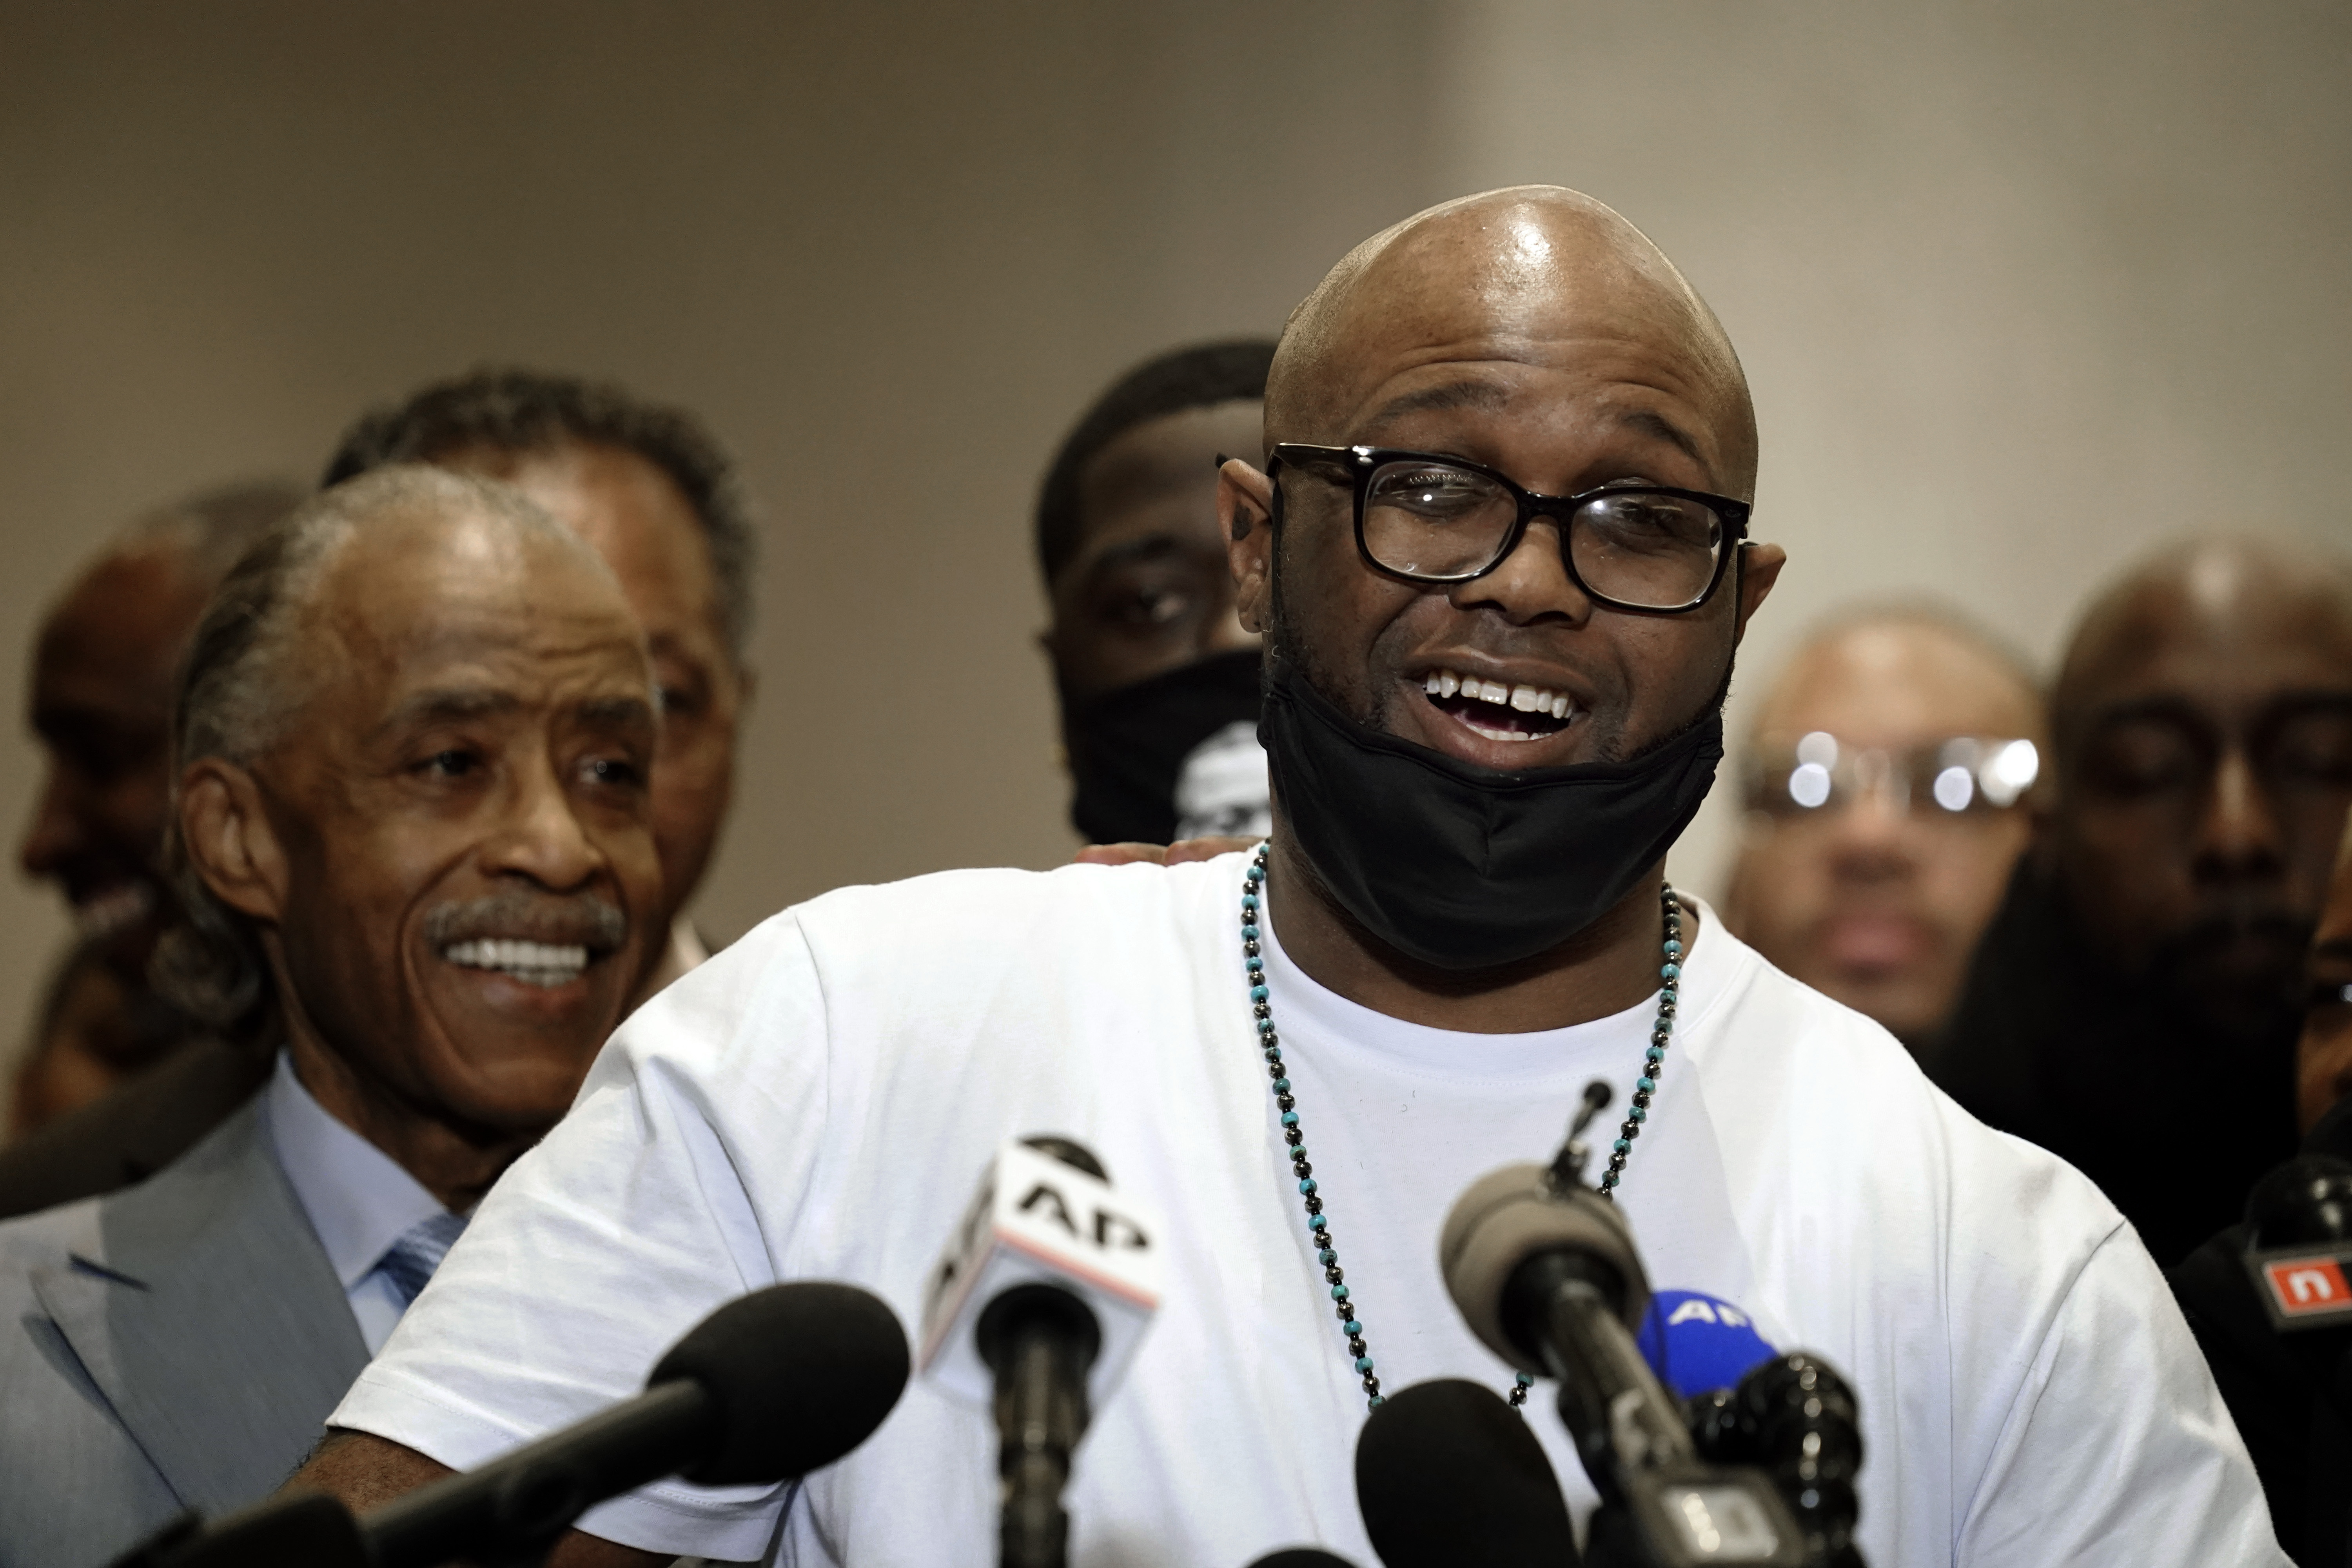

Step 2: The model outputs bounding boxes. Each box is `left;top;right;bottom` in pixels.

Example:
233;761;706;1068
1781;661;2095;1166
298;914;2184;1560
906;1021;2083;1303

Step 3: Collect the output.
1368;1394;1384;1407
1630;1105;1648;1123
1319;1248;1337;1265
1331;1283;1349;1299
1310;1214;1327;1231
1242;892;1259;910
1645;1046;1665;1063
1272;1077;1290;1092
1636;1075;1655;1093
1613;1137;1631;1152
1242;922;1259;940
1280;1111;1299;1126
1299;1178;1318;1194
1250;984;1269;1002
1664;939;1682;956
1343;1318;1361;1334
1660;962;1681;981
1355;1356;1375;1373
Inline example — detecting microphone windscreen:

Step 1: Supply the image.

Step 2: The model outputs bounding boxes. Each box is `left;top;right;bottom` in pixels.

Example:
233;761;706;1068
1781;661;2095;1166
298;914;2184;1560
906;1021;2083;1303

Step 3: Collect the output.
1355;1379;1579;1568
650;1281;911;1486
1248;1552;1360;1568
1635;1289;1777;1400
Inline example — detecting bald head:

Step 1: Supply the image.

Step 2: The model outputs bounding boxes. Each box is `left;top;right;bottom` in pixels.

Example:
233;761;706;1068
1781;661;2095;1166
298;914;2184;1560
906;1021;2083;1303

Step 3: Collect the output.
1753;610;2043;753
2048;534;2352;1034
2055;537;2352;751
1267;186;1757;498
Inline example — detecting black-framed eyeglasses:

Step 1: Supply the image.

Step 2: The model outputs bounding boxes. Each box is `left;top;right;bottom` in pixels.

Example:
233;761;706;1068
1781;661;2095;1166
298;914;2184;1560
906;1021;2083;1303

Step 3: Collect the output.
1267;443;1751;614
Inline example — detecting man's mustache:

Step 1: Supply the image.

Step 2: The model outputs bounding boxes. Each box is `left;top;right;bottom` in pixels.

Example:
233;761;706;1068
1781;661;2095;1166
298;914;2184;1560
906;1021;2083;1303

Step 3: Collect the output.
421;889;629;954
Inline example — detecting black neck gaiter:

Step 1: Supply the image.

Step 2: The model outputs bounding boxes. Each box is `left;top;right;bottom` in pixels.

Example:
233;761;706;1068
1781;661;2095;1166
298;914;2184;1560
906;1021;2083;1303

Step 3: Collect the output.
1258;659;1724;971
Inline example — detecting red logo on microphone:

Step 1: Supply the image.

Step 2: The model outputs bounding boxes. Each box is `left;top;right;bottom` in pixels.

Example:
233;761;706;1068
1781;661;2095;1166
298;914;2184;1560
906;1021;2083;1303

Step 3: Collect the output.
2260;1257;2352;1319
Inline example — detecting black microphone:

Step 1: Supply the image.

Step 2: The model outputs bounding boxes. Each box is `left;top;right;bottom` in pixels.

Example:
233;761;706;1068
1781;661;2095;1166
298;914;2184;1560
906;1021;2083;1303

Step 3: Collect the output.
1354;1378;1578;1567
1687;1355;1865;1568
1248;1553;1362;1568
1439;1092;1806;1568
918;1136;1164;1568
107;1280;910;1568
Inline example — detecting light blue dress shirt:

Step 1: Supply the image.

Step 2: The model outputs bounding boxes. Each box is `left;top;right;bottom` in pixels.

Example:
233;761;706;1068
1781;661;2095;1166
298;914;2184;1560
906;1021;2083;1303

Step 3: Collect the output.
262;1052;452;1354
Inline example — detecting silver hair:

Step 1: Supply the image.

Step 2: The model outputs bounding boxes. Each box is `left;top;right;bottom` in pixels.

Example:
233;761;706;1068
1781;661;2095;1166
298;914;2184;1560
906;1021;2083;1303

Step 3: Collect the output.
154;465;592;1028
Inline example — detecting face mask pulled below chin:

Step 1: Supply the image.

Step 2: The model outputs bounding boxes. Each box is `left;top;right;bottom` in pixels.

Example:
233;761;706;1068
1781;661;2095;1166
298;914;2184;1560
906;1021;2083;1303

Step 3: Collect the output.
1064;648;1267;845
1258;659;1724;971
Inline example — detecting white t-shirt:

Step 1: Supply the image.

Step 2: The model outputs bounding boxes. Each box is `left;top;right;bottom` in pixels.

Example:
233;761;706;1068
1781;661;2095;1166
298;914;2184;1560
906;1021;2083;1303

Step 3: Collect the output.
335;853;2282;1566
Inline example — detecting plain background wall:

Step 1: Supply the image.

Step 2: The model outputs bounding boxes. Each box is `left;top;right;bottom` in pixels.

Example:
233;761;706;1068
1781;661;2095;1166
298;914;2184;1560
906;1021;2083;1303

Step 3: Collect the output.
2;2;2346;1098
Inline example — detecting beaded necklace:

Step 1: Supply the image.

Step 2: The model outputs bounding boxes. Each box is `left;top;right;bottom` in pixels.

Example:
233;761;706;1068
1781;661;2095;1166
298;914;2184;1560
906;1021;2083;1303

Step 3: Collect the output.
1238;842;1686;1412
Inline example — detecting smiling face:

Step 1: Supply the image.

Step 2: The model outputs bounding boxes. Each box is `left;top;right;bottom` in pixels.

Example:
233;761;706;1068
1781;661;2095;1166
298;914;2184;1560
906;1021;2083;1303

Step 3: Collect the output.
194;506;662;1137
1229;190;1777;781
434;440;743;929
19;543;212;966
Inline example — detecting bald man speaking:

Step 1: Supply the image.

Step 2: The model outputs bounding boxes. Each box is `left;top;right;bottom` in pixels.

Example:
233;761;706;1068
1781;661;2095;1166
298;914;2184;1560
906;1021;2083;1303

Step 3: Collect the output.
304;191;2278;1565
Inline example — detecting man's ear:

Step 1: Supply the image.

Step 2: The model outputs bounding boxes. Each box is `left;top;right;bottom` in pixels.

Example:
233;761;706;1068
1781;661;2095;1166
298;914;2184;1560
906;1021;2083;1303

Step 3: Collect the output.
1220;459;1276;635
178;759;290;924
1732;542;1787;644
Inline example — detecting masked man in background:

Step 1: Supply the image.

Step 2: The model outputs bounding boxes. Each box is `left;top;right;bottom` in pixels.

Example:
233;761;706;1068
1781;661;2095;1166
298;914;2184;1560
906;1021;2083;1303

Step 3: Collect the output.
1039;340;1276;847
300;188;2277;1568
0;468;663;1567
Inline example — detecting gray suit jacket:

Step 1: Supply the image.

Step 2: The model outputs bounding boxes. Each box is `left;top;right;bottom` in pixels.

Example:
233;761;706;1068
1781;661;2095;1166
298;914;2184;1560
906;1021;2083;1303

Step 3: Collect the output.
0;1096;368;1568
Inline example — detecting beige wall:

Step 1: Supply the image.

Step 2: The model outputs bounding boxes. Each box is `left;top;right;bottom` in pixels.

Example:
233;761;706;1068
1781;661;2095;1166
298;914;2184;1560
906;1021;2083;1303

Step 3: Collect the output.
1;3;2345;1093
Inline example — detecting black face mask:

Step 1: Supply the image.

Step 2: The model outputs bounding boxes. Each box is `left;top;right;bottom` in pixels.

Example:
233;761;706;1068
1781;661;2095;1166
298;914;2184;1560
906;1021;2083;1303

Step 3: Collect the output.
1064;648;1266;844
1258;659;1724;970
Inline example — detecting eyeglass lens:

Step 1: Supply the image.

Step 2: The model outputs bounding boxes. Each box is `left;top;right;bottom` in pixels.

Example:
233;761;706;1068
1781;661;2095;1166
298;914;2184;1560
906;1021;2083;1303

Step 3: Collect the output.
1747;732;2041;820
1361;458;1726;608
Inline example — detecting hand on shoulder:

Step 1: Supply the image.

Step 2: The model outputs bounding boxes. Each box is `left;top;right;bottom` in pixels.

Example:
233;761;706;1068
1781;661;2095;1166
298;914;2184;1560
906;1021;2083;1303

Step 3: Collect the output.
1072;836;1259;868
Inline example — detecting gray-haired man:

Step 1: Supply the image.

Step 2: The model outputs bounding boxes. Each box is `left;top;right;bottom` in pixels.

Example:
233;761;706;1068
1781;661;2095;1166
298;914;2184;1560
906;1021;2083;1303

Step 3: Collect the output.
0;466;664;1568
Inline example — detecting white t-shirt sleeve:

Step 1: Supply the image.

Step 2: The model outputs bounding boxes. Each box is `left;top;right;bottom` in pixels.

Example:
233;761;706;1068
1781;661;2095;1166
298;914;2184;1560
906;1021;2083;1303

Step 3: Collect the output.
330;913;833;1562
1955;1220;2285;1566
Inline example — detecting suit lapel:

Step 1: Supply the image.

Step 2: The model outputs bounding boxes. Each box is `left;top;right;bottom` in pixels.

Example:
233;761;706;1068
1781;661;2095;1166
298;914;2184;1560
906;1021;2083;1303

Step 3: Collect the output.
29;1102;370;1512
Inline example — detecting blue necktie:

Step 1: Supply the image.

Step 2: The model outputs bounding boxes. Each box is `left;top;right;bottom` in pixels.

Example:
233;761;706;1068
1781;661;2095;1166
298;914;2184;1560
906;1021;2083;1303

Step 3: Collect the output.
374;1210;469;1308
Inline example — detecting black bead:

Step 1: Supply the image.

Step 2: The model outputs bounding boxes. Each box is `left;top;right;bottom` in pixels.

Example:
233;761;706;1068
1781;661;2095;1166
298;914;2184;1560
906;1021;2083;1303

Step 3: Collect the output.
1244;940;1260;956
1275;1093;1295;1111
1335;1301;1355;1321
1325;1265;1344;1283
1254;1002;1271;1018
1294;1161;1313;1179
1304;1196;1323;1214
1348;1336;1367;1355
1630;1091;1651;1108
1362;1376;1381;1394
1269;1060;1285;1078
1284;1127;1303;1146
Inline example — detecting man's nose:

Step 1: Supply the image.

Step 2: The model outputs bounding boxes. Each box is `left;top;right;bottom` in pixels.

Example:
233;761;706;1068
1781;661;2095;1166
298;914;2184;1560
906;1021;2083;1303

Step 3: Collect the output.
2190;747;2287;883
1446;517;1593;625
1823;786;1919;882
18;767;83;881
479;758;606;891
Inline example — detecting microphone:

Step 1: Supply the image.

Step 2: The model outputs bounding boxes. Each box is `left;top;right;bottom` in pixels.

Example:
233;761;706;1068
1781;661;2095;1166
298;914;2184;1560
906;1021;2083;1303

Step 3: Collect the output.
1439;1085;1806;1568
1248;1553;1362;1568
1354;1378;1578;1567
106;1281;910;1568
1686;1355;1865;1568
919;1136;1164;1568
1635;1290;1778;1401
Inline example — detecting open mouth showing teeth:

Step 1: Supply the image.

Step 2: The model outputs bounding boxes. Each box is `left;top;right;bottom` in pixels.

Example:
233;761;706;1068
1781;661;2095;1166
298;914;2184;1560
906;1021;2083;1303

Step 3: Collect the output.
1422;668;1578;742
441;938;594;989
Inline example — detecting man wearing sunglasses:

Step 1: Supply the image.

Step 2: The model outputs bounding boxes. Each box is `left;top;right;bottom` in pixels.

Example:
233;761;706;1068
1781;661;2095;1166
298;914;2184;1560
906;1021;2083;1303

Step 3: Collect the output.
300;189;2276;1566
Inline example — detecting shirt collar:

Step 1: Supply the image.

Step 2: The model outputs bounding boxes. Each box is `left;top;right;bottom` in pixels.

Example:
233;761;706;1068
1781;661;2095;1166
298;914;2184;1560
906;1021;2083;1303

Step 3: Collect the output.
263;1051;450;1290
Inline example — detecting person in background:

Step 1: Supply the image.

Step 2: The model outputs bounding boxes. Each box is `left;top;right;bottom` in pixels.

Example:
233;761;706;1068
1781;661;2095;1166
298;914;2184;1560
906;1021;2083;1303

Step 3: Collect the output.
0;371;760;1220
2169;810;2352;1566
1038;340;1276;848
1;484;303;1175
1722;606;2045;1047
1931;537;2352;1265
0;467;664;1568
325;367;756;996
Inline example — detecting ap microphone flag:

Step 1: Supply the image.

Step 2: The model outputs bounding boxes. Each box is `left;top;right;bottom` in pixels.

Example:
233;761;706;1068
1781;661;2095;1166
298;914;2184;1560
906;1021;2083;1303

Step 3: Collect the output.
1636;1289;1779;1400
919;1139;1165;1406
